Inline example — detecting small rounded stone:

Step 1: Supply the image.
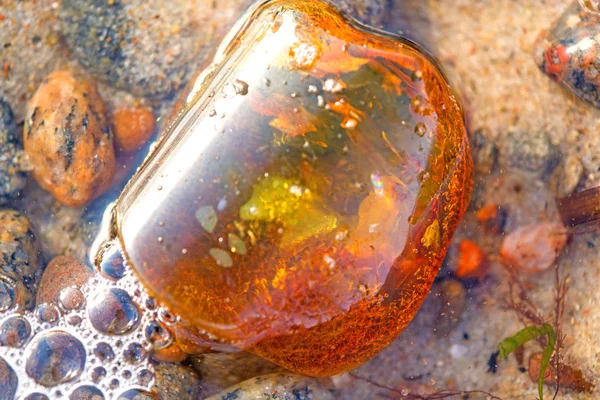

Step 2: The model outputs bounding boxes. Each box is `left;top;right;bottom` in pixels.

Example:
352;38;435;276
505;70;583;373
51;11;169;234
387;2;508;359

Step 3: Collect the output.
69;385;105;400
112;107;156;153
0;356;18;399
154;363;202;400
25;330;86;387
0;315;32;347
87;288;140;335
24;70;115;207
0;209;43;310
36;256;94;306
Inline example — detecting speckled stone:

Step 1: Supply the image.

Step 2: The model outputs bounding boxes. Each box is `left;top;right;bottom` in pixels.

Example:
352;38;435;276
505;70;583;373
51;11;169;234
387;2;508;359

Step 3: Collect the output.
0;0;62;122
0;97;30;203
154;363;202;400
0;209;43;310
498;128;560;177
59;0;252;99
205;373;335;400
189;352;282;395
36;255;94;306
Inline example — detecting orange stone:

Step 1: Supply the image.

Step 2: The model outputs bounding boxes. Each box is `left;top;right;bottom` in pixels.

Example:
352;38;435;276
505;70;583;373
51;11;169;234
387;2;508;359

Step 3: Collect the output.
114;0;472;376
455;239;488;279
112;107;156;153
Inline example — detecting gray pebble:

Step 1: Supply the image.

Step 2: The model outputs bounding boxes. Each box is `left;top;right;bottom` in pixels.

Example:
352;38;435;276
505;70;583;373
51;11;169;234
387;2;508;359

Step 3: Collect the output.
154;363;202;400
205;373;335;400
0;98;30;204
60;0;250;99
499;128;560;177
189;351;282;395
0;209;44;311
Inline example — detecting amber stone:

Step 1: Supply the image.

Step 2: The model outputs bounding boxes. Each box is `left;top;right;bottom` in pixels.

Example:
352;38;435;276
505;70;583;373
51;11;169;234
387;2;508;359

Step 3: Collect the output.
116;0;472;376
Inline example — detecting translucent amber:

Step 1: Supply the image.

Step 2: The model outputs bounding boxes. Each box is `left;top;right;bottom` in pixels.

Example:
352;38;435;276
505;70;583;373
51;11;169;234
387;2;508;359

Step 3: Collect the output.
116;0;473;376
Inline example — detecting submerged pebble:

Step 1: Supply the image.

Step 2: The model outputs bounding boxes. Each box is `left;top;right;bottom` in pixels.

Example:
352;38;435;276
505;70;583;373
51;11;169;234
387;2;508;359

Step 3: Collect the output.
24;70;115;207
535;2;600;109
0;98;30;203
59;0;251;99
0;209;43;310
500;222;568;273
112;107;156;153
154;363;202;400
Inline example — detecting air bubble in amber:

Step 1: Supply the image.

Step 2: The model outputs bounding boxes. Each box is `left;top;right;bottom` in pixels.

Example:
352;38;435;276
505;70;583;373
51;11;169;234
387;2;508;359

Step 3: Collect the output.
114;0;473;376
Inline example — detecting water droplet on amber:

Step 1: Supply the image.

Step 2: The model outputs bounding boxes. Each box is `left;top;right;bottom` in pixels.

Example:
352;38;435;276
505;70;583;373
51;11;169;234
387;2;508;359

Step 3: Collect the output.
414;122;427;137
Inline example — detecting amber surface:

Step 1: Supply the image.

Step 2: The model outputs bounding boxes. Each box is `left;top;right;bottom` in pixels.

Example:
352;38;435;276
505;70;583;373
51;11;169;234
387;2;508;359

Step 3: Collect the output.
116;0;472;376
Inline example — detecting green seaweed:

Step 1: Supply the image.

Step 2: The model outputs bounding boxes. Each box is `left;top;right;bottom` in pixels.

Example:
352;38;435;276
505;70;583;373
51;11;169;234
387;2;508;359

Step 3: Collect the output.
498;324;556;400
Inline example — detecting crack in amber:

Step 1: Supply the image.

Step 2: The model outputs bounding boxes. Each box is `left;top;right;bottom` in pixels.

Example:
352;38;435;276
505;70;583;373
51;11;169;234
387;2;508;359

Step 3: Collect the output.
115;0;473;376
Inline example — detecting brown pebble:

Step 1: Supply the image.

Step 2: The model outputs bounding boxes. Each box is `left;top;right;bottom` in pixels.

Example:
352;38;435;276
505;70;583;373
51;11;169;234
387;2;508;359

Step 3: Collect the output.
36;256;93;306
500;222;567;273
24;70;115;207
528;353;594;392
112;107;156;153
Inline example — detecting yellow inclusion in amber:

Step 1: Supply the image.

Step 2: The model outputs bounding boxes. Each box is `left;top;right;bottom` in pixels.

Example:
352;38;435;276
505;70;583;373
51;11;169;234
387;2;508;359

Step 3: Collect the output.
114;0;473;376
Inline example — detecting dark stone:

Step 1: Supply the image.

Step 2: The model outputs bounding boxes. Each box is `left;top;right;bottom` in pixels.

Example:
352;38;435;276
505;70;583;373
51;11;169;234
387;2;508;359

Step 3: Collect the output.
0;98;29;203
0;209;44;310
332;0;389;27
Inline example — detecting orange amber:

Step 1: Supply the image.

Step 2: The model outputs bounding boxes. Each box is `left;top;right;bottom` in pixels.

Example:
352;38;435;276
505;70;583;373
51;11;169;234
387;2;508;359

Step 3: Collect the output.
116;0;473;376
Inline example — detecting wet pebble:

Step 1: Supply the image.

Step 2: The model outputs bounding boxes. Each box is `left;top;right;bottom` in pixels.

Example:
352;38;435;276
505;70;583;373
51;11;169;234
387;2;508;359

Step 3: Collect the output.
25;330;86;387
500;222;568;273
0;356;18;399
0;97;30;203
189;351;282;393
0;315;31;348
112;107;156;153
36;256;94;306
87;288;140;335
455;239;488;280
205;373;335;400
60;0;251;99
0;209;43;310
534;2;600;109
24;70;115;207
498;128;559;177
154;363;202;400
